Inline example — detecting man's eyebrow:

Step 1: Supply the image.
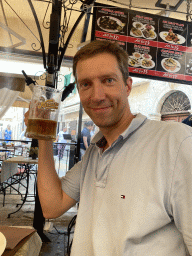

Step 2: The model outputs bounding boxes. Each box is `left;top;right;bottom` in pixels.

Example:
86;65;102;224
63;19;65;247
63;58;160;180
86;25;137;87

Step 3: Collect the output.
78;73;118;83
77;78;89;85
99;73;118;79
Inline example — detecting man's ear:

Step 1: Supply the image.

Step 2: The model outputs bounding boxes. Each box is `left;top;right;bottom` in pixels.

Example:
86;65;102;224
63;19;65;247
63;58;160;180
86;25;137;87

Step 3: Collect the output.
76;82;79;92
126;77;132;97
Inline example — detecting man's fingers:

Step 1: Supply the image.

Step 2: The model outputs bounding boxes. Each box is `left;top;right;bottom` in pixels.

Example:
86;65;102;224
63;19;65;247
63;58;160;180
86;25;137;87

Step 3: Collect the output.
24;110;29;126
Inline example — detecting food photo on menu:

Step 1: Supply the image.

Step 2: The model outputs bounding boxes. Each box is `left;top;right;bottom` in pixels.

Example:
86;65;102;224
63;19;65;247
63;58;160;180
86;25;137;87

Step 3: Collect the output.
130;22;157;40
128;52;156;69
156;48;185;75
161;58;181;73
158;18;187;46
159;28;186;45
127;43;157;70
185;53;192;75
97;16;126;33
94;5;129;36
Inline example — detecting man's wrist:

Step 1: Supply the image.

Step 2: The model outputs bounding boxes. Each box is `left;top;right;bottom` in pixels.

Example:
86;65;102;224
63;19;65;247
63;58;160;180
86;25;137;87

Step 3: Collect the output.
38;140;53;146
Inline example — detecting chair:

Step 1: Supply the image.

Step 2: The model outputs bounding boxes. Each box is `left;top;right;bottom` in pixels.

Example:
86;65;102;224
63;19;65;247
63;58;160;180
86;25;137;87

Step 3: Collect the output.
0;163;37;217
0;170;27;207
14;145;24;156
66;215;77;256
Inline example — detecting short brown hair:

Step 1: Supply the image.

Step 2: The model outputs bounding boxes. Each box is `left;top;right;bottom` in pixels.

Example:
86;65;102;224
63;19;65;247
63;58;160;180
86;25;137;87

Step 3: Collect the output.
73;40;129;84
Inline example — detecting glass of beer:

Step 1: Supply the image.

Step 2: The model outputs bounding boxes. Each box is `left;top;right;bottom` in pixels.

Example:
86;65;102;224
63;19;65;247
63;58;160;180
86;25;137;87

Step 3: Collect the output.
25;85;62;140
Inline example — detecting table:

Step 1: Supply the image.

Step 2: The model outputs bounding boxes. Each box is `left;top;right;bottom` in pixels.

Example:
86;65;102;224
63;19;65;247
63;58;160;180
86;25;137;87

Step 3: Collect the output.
1;161;18;183
3;156;38;165
0;225;42;256
1;156;50;242
0;145;29;159
1;155;38;183
1;156;38;217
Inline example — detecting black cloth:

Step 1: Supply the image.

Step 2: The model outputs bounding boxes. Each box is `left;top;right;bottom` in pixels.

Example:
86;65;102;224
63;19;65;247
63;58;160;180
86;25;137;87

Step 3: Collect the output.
33;186;51;243
31;139;38;147
80;127;91;150
182;115;192;126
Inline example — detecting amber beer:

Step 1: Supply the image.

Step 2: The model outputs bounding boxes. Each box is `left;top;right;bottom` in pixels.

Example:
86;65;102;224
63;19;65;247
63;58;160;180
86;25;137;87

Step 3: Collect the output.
26;118;57;140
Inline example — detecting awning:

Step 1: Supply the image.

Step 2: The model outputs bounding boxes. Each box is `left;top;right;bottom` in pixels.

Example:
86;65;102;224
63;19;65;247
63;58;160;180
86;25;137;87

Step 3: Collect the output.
0;76;25;92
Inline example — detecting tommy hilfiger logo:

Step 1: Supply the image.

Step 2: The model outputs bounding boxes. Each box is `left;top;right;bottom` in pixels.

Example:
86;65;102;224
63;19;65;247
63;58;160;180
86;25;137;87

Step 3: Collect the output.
121;195;125;199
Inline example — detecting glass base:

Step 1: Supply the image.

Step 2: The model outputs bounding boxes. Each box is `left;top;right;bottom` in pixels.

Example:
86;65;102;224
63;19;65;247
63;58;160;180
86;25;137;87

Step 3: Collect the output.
26;132;55;141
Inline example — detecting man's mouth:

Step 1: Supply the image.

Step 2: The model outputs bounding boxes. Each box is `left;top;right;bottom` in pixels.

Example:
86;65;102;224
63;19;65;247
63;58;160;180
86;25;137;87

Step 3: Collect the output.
91;106;111;112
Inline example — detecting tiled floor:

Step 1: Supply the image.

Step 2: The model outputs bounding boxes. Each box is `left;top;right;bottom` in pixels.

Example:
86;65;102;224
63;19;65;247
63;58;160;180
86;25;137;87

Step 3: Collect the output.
0;153;78;255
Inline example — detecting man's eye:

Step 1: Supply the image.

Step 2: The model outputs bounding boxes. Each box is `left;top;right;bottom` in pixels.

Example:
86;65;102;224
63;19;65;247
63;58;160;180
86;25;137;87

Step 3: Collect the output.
80;82;89;88
106;78;114;83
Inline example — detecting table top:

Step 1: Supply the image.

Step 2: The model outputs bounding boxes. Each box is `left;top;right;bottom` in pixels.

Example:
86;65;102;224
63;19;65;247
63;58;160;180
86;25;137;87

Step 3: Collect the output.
0;147;14;152
4;156;38;164
0;226;42;256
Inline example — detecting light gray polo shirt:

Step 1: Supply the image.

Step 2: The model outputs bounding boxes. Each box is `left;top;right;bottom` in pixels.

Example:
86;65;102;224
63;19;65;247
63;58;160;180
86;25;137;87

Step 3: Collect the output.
61;113;192;256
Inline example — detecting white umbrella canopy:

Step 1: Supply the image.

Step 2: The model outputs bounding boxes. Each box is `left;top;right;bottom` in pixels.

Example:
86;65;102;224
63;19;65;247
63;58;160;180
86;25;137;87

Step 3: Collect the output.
0;0;89;57
0;74;25;116
0;54;45;109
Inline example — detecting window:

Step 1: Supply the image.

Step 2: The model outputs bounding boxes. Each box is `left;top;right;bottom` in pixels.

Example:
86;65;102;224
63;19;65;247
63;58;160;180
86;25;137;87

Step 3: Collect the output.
161;91;191;114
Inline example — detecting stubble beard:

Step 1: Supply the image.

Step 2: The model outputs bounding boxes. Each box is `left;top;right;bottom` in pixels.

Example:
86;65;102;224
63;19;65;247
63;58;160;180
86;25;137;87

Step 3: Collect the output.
87;108;122;130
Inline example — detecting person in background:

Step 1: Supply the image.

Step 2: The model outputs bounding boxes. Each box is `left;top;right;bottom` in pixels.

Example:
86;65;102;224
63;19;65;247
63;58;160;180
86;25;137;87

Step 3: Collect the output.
4;125;12;144
182;114;192;126
19;128;30;149
56;127;67;160
80;121;94;160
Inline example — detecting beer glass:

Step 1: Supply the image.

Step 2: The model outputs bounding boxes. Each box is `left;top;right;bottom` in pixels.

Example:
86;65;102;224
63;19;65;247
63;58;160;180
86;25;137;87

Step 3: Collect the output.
25;85;62;140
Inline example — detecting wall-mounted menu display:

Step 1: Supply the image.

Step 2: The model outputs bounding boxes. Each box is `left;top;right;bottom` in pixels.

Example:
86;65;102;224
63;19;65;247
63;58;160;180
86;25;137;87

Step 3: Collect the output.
91;3;192;85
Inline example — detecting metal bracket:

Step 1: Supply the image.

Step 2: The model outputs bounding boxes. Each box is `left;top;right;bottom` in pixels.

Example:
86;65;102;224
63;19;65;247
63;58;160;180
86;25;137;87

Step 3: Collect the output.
155;0;184;11
157;3;170;17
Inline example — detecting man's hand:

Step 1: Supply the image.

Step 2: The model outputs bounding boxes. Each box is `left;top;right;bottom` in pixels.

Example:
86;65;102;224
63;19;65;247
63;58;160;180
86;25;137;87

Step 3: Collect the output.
24;101;51;127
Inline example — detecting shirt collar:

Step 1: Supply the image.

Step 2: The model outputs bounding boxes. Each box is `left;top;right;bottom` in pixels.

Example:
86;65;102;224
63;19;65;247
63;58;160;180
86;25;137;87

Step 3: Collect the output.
91;113;147;148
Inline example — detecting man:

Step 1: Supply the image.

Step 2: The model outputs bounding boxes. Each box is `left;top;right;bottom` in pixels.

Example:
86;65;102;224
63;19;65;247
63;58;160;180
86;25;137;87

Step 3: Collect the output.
80;121;94;159
56;127;67;159
25;40;192;255
182;114;192;126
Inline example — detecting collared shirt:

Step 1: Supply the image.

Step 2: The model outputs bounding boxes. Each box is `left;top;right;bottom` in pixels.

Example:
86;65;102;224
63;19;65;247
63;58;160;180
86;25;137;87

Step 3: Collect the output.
61;113;192;256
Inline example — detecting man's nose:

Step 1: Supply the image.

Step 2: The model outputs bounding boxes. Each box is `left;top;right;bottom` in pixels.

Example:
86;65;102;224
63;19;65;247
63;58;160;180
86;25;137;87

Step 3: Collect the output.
91;82;106;102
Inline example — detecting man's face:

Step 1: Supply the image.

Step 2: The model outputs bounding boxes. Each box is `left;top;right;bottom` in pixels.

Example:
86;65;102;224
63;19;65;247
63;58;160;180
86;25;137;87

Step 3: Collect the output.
76;53;132;129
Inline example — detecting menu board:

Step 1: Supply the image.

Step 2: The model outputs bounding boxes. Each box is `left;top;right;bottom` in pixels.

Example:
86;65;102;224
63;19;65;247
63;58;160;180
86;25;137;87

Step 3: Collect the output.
91;3;192;85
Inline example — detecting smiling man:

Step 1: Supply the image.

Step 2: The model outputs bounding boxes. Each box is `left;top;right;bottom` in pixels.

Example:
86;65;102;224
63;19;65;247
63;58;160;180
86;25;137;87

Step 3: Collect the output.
75;50;135;151
25;40;192;256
